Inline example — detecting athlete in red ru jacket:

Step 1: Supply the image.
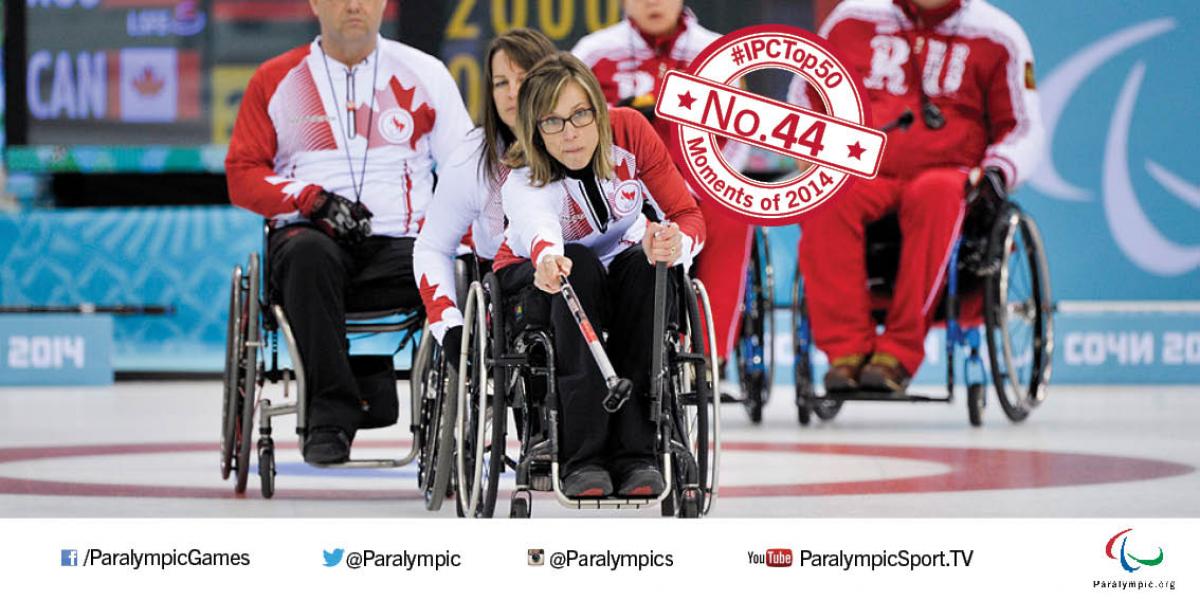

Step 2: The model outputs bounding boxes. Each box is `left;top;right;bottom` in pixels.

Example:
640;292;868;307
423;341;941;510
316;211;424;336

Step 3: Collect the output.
787;0;1043;391
573;1;753;365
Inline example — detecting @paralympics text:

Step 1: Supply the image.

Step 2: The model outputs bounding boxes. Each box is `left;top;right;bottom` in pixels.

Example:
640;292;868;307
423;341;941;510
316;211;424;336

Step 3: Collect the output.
798;549;975;571
342;550;462;571
64;548;250;570
547;549;674;571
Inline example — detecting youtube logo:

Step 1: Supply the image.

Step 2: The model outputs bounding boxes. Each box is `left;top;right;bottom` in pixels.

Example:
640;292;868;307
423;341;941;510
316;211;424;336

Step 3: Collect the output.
767;549;793;567
748;548;793;567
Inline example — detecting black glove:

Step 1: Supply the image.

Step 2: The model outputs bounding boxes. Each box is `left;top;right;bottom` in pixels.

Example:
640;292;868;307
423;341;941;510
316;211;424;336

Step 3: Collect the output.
966;166;1007;208
441;325;463;368
617;94;658;123
962;166;1008;243
309;190;373;245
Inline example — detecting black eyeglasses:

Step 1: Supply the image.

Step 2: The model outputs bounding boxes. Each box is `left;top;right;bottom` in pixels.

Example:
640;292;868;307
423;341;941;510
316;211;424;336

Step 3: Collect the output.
537;108;596;135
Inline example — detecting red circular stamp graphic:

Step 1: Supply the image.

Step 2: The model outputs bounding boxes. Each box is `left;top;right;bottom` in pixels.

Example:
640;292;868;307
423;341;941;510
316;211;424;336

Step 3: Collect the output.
656;25;884;225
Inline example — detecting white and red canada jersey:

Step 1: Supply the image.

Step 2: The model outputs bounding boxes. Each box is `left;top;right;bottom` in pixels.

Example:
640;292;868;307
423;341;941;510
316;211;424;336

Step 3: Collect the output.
413;128;509;341
572;9;749;171
226;35;474;237
494;108;705;273
787;0;1044;188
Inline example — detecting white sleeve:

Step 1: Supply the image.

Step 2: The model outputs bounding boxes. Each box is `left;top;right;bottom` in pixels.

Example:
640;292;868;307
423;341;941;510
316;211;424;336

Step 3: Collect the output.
980;19;1045;190
427;59;476;169
501;173;565;264
414;135;485;343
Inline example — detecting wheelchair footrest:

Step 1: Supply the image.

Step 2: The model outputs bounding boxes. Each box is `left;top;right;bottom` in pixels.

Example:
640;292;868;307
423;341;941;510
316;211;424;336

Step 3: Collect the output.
819;390;951;403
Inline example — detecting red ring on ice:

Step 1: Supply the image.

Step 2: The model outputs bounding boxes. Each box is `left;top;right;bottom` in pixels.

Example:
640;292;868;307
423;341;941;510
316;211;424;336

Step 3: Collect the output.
0;441;1190;500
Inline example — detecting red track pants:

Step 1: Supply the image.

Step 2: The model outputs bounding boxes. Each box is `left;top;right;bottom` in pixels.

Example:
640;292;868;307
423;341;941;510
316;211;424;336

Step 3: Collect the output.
798;168;968;374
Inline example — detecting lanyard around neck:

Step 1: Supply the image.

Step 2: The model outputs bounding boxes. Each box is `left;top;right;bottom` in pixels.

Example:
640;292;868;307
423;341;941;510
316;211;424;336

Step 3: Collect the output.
320;42;381;203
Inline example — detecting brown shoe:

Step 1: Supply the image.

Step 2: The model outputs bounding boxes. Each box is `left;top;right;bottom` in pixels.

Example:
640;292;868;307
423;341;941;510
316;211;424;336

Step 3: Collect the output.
859;353;911;393
823;354;865;393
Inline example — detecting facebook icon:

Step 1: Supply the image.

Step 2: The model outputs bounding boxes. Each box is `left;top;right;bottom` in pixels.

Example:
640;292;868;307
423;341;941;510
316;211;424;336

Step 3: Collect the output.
61;549;78;567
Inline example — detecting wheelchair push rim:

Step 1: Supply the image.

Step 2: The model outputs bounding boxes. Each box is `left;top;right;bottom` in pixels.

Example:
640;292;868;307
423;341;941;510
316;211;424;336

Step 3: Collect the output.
234;253;261;494
455;279;505;518
986;206;1053;422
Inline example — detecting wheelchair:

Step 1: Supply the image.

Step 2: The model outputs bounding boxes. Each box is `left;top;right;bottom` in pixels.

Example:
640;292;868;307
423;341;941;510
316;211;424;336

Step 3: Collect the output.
729;226;775;424
220;225;466;507
791;195;1054;426
452;266;722;518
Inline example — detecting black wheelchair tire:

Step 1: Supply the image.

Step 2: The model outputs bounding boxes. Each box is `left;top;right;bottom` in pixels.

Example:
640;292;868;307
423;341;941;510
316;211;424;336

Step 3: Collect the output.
985;206;1052;423
967;383;985;427
220;264;243;481
257;438;275;499
234;253;261;494
791;266;815;426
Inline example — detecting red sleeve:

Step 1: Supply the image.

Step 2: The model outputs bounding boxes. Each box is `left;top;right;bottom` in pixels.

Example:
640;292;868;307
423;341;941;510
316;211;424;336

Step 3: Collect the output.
610;107;706;246
225;48;324;218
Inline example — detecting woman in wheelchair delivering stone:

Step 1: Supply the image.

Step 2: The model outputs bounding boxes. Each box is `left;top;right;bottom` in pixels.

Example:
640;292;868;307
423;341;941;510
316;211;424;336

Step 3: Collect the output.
492;52;705;498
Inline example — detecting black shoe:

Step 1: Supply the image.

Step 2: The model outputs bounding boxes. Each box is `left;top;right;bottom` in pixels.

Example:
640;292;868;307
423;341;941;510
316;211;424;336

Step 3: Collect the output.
561;465;613;498
303;427;351;465
614;463;665;497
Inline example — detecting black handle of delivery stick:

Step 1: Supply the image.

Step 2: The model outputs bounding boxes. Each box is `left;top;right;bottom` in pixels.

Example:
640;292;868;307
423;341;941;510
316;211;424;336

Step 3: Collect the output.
649;260;667;420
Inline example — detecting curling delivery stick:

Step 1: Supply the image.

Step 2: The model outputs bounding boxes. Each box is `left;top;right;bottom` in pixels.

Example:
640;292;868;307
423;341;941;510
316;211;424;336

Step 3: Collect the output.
557;276;633;413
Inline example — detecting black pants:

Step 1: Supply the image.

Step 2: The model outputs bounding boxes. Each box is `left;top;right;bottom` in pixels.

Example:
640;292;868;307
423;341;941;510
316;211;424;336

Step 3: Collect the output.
497;244;675;474
268;225;419;434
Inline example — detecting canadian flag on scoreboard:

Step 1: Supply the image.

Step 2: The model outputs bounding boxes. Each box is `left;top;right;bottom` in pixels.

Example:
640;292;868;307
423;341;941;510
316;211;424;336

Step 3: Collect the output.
111;48;200;122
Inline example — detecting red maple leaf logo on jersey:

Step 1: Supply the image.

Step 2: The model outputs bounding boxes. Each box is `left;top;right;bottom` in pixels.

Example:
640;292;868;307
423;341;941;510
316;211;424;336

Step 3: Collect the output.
561;197;594;241
418;275;455;325
614;156;635;182
133;66;165;97
383;77;436;150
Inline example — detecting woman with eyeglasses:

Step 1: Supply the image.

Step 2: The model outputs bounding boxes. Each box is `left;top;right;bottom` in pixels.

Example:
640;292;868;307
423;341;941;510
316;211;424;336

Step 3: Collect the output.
492;52;704;498
414;29;557;362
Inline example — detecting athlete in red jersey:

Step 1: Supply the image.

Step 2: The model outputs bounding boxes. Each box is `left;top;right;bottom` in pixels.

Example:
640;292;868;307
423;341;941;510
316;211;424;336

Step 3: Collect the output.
787;0;1043;391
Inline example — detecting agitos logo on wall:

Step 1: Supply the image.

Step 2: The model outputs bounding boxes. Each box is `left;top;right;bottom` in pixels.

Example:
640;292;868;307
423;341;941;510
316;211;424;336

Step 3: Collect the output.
1105;528;1164;573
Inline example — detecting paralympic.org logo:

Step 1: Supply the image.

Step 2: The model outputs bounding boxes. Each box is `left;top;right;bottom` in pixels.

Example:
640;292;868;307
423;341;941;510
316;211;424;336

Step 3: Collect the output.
1031;16;1200;277
1105;528;1163;573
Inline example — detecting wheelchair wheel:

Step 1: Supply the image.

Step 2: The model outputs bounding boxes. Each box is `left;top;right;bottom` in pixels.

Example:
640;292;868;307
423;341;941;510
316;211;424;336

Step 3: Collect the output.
227;253;261;494
220;264;243;481
509;496;530;519
790;266;814;425
967;383;985;427
790;266;843;424
735;228;775;424
257;437;275;499
455;279;506;518
415;329;456;511
985;206;1053;423
687;279;720;515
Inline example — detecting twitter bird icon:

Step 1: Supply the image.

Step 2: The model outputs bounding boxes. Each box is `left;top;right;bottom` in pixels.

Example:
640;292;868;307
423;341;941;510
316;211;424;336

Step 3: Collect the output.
323;548;345;567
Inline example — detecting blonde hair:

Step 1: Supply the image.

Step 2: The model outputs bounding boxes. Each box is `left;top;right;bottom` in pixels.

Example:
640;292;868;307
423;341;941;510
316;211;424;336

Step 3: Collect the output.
505;52;613;187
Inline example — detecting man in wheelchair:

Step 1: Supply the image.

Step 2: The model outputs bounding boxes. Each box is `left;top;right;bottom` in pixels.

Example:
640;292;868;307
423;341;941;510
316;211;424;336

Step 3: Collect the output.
492;53;705;498
225;0;473;464
787;0;1043;393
